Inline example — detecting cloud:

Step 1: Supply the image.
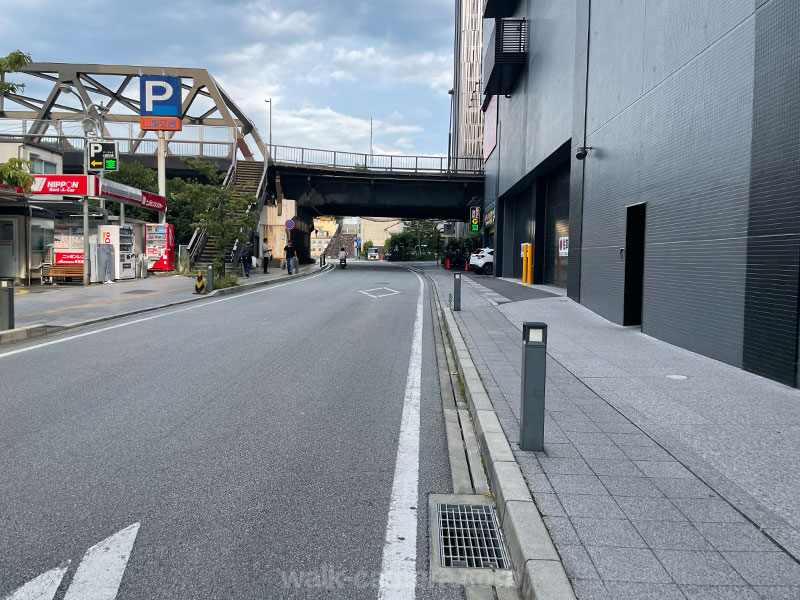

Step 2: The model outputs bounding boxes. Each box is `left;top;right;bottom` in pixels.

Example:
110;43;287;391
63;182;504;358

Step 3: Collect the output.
332;47;452;96
243;3;319;37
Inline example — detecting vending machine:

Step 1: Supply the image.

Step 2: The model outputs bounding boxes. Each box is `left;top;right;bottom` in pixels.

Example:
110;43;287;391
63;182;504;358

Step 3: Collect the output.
99;224;137;279
146;223;175;271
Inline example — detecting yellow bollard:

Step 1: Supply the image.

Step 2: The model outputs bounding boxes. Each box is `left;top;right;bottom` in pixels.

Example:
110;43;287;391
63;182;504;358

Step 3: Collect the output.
522;244;530;284
527;243;534;285
194;270;206;295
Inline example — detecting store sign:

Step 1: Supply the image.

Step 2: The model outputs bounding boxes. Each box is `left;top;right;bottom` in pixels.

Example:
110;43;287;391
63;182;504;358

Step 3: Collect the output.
484;209;495;227
470;207;481;232
29;175;97;196
55;252;83;265
558;237;569;257
99;179;166;212
483;95;498;162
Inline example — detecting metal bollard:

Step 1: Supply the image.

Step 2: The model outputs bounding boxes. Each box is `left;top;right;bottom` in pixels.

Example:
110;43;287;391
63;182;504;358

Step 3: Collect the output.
453;272;462;311
520;322;547;451
0;281;15;331
206;265;215;294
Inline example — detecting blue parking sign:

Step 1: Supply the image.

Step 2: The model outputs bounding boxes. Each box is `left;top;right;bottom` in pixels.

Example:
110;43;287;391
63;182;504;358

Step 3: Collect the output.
140;76;182;117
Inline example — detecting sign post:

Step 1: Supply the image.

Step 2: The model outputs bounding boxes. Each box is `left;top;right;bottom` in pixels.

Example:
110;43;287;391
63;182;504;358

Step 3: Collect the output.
520;323;548;451
140;76;182;225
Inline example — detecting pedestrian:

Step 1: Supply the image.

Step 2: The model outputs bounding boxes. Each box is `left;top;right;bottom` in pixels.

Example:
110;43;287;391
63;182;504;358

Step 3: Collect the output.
284;239;298;275
241;243;253;278
262;237;271;274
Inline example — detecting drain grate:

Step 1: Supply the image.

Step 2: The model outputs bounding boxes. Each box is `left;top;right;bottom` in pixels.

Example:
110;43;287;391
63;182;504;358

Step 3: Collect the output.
437;503;509;569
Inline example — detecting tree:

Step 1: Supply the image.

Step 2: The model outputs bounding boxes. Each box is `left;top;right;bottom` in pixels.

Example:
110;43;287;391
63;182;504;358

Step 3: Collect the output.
176;160;259;275
401;219;440;259
0;50;32;95
361;239;373;257
0;158;33;193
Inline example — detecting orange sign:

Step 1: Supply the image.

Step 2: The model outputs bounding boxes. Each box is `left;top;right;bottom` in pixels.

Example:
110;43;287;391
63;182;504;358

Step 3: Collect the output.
140;116;182;131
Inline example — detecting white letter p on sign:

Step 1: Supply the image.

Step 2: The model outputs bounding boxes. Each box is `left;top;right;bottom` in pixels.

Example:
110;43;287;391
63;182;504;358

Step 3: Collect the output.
145;81;173;112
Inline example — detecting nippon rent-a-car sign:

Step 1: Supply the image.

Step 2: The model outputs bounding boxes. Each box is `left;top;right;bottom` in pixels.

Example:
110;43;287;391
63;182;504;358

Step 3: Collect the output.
29;175;98;196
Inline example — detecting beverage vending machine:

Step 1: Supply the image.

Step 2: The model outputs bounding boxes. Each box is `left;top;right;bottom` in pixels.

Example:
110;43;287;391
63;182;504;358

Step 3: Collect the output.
146;223;175;271
98;224;136;279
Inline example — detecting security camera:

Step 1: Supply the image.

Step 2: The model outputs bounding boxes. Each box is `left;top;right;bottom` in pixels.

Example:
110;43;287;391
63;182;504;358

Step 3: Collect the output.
576;146;592;161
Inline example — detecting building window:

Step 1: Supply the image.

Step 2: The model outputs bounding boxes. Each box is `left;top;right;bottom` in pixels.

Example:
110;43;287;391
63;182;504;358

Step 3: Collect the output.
30;157;57;174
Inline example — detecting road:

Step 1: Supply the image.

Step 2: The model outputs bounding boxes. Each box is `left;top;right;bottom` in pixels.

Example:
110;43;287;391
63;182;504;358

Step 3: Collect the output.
0;262;463;599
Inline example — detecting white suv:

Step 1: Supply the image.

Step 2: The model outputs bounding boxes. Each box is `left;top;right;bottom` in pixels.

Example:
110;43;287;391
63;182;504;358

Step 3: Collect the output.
468;247;494;275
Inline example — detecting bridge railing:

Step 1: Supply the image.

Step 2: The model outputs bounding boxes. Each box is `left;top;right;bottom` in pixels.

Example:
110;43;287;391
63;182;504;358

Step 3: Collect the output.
267;144;483;174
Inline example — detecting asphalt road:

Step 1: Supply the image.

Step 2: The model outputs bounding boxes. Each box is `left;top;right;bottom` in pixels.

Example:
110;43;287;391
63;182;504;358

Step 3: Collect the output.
0;262;463;600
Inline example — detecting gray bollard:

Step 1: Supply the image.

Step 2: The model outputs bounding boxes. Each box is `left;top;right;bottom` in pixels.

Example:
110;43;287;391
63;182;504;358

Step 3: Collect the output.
520;322;547;451
453;272;462;311
206;265;215;294
0;281;14;331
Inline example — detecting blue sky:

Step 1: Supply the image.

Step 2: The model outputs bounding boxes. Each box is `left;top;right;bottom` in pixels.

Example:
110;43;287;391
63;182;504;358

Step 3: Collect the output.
2;0;455;156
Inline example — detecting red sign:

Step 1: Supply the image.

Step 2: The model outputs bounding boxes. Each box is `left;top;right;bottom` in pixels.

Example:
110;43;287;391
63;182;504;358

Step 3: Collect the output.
29;175;97;196
55;252;84;265
285;220;295;229
99;180;166;212
140;116;182;131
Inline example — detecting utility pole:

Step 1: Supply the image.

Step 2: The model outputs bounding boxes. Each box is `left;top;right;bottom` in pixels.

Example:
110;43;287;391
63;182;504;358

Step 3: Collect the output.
265;98;272;155
370;118;373;156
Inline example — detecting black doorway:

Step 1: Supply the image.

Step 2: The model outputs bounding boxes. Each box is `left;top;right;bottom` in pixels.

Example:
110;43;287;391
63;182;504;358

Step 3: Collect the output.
623;203;646;327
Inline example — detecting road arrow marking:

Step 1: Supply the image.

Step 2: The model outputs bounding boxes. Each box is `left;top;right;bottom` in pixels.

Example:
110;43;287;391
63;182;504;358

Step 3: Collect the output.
3;563;70;600
2;524;140;600
63;523;140;600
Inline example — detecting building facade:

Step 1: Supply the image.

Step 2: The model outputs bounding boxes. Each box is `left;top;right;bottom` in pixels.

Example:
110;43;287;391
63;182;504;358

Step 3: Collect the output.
483;0;800;386
451;0;485;162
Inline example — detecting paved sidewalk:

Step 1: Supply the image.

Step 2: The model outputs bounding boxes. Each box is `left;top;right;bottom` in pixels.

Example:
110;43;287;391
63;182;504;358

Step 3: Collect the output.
423;264;800;600
10;265;316;328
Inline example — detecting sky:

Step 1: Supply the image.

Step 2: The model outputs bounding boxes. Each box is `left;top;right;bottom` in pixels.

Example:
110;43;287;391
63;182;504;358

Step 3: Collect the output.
1;0;456;156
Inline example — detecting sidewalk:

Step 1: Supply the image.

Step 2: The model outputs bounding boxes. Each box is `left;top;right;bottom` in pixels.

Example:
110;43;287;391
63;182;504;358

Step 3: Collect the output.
425;265;800;600
8;264;318;330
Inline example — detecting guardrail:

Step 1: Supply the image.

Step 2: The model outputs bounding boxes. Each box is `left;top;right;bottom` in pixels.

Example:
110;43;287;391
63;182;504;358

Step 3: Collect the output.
266;144;483;174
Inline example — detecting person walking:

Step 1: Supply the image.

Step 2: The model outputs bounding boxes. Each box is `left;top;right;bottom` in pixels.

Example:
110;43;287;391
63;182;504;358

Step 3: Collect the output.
284;239;298;275
241;243;253;278
262;237;271;274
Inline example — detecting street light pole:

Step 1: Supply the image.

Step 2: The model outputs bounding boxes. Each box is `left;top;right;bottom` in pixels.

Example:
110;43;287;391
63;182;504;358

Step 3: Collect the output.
264;98;272;155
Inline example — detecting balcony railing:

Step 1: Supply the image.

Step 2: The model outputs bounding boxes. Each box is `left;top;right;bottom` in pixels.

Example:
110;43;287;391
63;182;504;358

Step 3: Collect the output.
483;18;528;109
483;0;521;19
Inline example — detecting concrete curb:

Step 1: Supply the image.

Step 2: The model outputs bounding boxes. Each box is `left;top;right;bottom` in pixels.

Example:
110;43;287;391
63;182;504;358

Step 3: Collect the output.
0;265;331;346
440;305;576;600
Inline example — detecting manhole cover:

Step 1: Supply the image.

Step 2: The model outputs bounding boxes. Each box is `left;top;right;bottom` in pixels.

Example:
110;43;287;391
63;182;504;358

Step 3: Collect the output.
437;503;509;569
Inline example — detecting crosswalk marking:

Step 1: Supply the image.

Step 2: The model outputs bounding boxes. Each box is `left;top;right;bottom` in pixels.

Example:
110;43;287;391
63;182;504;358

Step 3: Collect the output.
3;563;70;600
63;523;140;600
3;523;140;600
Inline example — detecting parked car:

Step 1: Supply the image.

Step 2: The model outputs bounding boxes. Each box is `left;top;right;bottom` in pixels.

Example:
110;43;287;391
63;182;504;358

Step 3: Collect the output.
367;247;380;261
469;247;494;274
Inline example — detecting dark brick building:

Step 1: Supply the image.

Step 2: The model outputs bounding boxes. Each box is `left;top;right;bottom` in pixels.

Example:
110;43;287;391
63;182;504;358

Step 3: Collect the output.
482;0;800;386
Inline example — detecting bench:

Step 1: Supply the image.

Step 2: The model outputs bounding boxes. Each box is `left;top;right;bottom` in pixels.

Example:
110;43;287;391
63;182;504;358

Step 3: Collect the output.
41;264;84;284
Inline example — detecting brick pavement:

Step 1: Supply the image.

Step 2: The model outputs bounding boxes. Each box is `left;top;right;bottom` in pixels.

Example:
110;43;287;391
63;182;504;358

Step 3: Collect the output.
424;265;800;600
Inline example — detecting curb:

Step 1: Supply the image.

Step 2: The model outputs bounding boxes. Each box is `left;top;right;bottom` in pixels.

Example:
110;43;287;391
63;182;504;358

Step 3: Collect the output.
439;305;575;600
0;265;331;346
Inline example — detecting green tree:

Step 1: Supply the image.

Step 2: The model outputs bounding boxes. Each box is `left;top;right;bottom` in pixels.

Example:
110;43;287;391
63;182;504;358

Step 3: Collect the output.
401;219;440;260
177;160;259;275
361;239;373;257
0;50;32;95
0;158;33;193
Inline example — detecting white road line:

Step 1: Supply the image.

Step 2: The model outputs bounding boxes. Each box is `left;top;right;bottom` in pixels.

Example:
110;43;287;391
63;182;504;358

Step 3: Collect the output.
378;271;424;599
3;562;70;600
0;270;330;360
62;523;140;600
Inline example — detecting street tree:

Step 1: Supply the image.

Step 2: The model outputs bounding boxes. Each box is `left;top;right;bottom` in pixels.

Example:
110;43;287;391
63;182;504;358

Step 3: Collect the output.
176;160;258;275
0;50;32;95
0;158;33;193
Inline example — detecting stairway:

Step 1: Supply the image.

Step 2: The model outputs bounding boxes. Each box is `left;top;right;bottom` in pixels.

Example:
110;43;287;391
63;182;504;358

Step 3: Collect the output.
193;160;265;271
324;226;357;259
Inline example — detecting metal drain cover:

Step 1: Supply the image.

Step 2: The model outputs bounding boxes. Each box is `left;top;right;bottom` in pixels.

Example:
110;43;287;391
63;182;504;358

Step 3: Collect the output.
429;495;514;587
438;503;509;569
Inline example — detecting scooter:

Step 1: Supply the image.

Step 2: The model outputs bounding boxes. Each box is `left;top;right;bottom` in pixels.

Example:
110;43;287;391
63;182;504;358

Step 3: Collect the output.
339;258;347;269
